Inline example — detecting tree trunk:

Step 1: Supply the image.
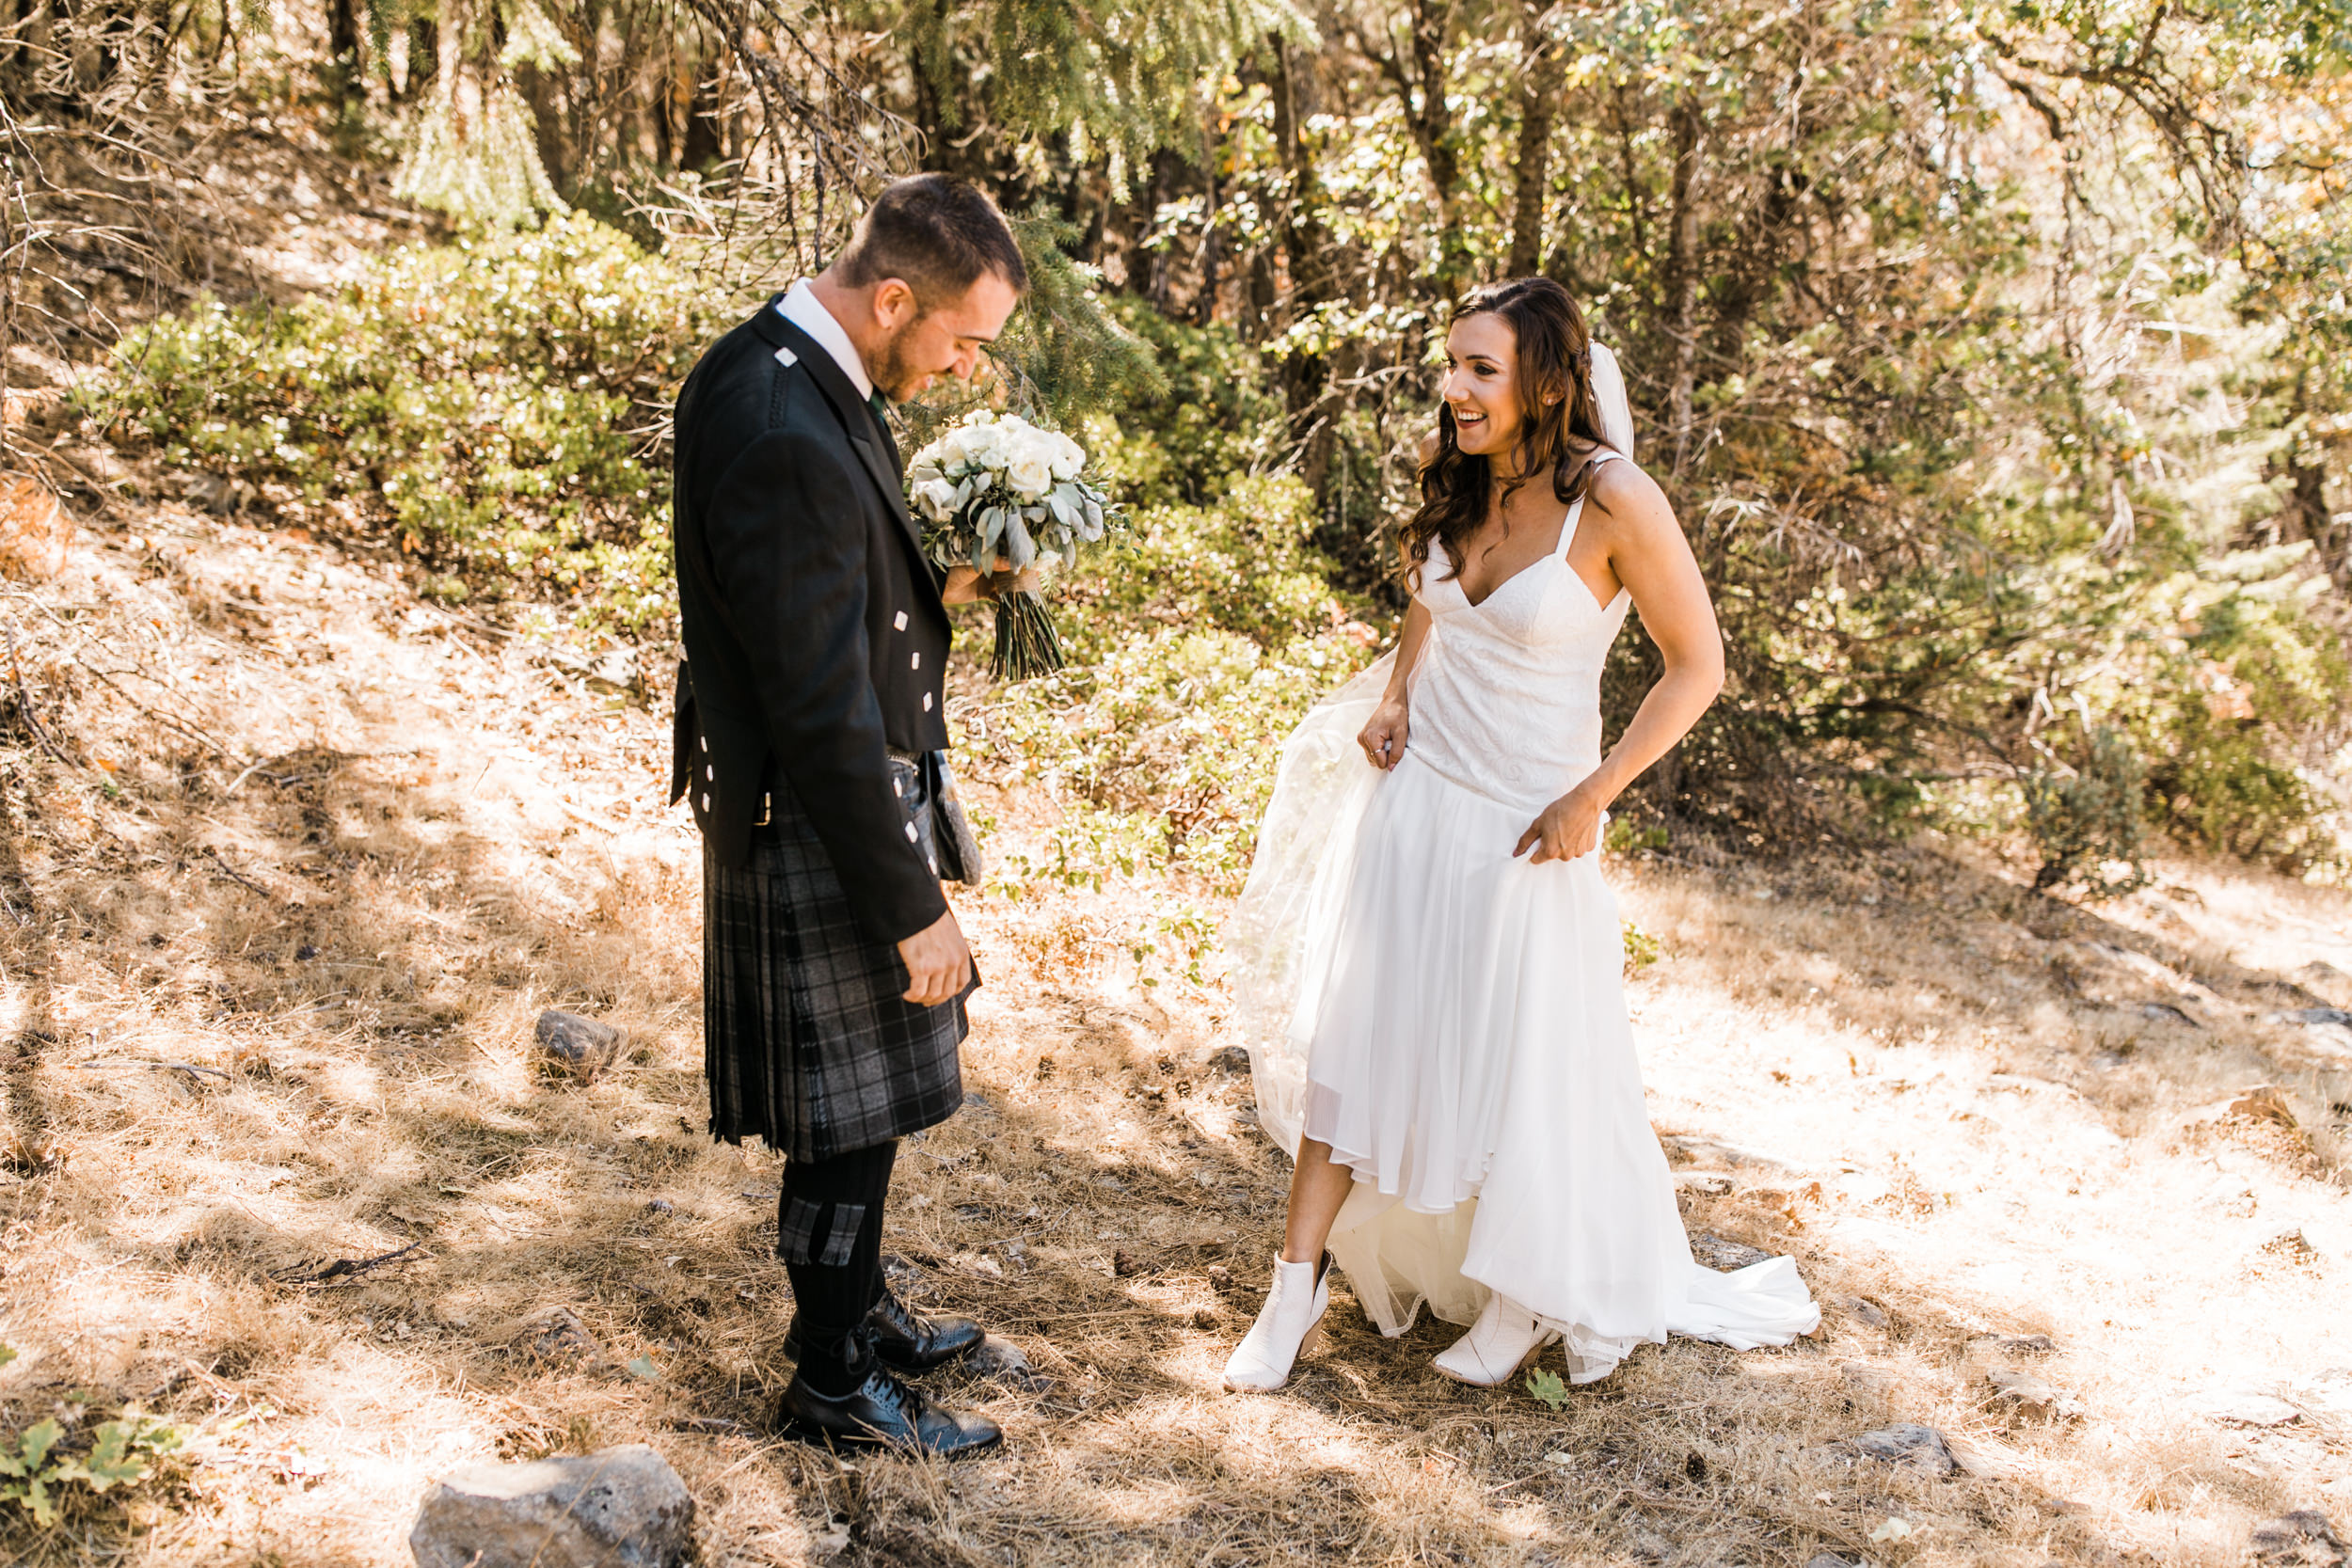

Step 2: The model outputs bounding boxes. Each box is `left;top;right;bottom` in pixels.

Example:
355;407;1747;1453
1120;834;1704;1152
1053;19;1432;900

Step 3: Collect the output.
1371;0;1465;293
2287;451;2344;590
326;0;364;103
1665;98;1702;475
1407;0;1465;289
1268;30;1339;488
1506;0;1560;278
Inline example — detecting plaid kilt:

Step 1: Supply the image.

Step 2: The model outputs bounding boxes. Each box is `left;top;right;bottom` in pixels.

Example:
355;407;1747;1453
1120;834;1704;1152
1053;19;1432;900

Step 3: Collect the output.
702;768;967;1164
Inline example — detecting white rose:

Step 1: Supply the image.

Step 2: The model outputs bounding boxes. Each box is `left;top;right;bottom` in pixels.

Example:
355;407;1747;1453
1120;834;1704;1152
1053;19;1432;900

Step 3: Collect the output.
1049;432;1084;480
915;477;959;519
1008;452;1053;499
962;420;1008;468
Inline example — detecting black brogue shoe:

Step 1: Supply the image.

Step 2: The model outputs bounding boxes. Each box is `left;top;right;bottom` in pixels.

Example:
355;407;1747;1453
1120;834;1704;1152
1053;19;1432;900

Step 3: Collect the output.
785;1291;985;1372
770;1362;1002;1457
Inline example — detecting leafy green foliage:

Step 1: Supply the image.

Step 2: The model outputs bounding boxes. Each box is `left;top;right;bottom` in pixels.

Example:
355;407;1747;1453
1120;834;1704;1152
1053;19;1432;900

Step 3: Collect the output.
1525;1367;1571;1411
2025;728;2153;896
0;1388;187;1528
96;214;719;630
995;213;1168;430
969;473;1381;898
893;0;1311;175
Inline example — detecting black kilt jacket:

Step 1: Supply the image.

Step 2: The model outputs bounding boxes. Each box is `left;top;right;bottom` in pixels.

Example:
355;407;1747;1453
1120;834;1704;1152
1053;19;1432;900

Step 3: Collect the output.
670;297;970;1161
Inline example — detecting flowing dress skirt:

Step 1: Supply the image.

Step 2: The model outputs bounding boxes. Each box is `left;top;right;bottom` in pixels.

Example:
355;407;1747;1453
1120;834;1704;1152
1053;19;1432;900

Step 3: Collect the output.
1229;656;1819;1383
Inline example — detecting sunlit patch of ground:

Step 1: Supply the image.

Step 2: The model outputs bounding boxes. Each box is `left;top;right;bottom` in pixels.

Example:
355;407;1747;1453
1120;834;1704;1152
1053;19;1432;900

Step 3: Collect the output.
1;500;2346;1565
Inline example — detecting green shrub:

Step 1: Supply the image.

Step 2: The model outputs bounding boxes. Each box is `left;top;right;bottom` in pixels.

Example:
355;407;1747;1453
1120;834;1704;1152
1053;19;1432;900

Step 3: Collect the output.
2024;726;2152;896
972;473;1383;897
93;214;722;631
0;1356;188;1528
1082;297;1290;509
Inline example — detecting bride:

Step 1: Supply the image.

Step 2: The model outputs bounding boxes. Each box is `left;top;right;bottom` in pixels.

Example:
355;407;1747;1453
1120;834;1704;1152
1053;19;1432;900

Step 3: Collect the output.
1222;277;1819;1391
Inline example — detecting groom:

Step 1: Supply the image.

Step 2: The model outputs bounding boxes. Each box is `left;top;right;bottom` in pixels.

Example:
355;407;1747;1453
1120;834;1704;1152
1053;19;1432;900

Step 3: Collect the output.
669;174;1025;1455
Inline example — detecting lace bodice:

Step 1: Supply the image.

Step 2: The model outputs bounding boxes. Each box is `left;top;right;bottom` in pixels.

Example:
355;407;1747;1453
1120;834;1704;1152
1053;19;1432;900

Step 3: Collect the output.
1406;455;1633;813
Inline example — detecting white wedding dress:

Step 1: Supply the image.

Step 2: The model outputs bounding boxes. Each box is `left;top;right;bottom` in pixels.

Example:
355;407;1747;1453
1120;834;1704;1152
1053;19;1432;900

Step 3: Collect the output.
1228;365;1818;1382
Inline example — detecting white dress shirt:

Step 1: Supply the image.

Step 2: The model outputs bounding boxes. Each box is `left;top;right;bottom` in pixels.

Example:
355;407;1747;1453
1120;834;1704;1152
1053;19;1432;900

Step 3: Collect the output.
774;278;875;401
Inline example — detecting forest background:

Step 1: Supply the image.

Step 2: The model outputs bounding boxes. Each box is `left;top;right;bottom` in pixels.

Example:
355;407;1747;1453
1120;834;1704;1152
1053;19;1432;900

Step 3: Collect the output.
8;0;2352;910
1;2;2350;1562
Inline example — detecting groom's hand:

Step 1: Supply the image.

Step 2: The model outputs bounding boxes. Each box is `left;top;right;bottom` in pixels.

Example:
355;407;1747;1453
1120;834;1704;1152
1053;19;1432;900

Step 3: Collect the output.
942;562;1043;604
898;908;974;1006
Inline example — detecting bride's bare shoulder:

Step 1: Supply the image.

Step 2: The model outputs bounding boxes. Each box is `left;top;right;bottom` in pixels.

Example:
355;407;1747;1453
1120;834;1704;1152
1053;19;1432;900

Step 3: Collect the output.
1588;451;1669;517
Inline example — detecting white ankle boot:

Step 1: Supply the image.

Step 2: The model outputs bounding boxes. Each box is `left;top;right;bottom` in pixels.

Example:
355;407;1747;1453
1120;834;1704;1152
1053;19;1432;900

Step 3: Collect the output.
1221;1252;1330;1392
1433;1291;1558;1386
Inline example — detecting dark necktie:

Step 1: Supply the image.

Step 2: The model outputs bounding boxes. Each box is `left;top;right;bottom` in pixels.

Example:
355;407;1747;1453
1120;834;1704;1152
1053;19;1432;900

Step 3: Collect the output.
866;388;902;481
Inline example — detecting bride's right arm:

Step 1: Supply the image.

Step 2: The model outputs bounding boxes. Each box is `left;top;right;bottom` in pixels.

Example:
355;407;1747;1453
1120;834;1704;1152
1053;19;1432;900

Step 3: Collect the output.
1359;598;1430;770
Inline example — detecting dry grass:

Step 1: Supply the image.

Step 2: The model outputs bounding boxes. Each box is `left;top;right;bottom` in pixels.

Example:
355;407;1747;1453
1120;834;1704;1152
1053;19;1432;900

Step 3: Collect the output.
1;497;2348;1567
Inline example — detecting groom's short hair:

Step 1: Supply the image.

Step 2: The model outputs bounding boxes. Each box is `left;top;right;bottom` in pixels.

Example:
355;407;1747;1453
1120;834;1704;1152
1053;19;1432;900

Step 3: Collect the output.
836;174;1027;307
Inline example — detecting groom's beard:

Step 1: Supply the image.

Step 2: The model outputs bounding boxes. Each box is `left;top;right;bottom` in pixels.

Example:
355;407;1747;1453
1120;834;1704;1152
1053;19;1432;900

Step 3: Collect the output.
870;325;924;404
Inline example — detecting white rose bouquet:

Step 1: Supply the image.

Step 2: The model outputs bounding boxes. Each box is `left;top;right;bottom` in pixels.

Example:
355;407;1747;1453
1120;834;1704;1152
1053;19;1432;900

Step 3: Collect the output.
908;410;1119;681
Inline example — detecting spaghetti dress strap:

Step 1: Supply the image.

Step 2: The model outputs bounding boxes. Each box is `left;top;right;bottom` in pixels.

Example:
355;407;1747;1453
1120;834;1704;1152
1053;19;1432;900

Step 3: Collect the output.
1556;449;1627;560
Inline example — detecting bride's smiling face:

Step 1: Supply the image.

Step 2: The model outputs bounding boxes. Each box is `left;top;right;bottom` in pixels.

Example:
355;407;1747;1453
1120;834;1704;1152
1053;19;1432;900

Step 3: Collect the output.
1441;312;1525;458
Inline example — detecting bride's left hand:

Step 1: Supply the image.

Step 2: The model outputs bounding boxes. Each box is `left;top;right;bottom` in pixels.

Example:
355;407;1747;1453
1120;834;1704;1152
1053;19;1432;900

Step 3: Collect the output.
1514;781;1609;864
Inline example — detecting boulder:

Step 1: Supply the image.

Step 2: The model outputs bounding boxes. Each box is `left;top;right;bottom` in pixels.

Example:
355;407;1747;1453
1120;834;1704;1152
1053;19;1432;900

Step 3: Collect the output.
535;1009;624;1079
408;1445;694;1568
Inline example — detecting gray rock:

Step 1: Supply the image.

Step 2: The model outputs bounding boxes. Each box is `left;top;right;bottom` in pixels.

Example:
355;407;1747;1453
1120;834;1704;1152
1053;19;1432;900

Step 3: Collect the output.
1206;1045;1252;1076
1989;1367;2081;1418
535;1009;623;1079
2188;1386;2302;1427
2292;1368;2352;1428
964;1335;1050;1391
1691;1232;1772;1272
2294;961;2352;1007
1844;1296;1889;1329
513;1307;606;1368
1661;1135;1798;1174
2250;1511;2347;1566
1994;1333;2056;1354
408;1445;694;1568
1853;1423;1959;1477
2275;1007;2352;1028
2259;1228;2323;1266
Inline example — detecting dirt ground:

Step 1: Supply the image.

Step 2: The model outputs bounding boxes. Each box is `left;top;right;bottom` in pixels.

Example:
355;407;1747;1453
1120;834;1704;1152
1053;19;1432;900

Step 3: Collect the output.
0;442;2346;1568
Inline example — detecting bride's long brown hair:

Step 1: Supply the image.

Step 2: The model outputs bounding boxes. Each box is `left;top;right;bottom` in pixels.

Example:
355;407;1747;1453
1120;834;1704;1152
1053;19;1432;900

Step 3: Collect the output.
1404;277;1615;589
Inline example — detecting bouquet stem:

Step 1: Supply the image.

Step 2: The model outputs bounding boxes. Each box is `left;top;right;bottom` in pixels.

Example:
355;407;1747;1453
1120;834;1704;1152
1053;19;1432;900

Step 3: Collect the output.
991;589;1064;682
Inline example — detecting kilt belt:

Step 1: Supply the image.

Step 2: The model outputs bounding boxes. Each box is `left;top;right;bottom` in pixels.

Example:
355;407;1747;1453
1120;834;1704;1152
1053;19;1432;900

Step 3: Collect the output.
702;756;975;1164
